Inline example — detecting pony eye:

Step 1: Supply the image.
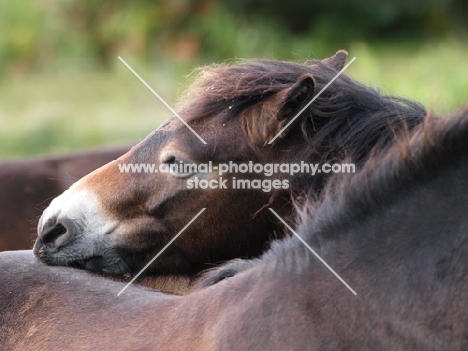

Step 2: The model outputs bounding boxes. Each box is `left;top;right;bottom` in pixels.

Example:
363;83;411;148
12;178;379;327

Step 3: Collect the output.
166;158;186;167
160;150;196;178
163;156;176;164
166;158;194;178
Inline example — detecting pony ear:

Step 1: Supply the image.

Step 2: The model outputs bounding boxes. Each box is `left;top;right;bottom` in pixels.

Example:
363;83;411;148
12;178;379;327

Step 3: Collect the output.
322;50;348;71
243;74;315;146
277;74;315;122
265;74;316;145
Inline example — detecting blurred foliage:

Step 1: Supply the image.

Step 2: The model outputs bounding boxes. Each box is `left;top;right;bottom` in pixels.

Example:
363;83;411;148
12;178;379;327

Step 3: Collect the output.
0;0;467;158
221;0;468;40
1;0;467;73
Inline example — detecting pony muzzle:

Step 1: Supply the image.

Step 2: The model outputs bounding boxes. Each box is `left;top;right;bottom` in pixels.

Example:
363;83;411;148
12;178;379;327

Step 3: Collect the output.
36;216;75;250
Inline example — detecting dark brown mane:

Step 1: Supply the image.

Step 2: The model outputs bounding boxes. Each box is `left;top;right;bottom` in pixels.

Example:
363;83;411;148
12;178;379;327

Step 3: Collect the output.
301;107;468;245
178;59;425;130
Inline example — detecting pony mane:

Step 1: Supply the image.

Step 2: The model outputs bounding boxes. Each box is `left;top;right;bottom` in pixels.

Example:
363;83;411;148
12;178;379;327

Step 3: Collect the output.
177;58;426;177
302;107;468;244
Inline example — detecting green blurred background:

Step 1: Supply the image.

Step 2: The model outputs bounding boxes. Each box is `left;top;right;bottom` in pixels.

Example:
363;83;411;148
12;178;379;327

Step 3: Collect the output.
1;0;467;159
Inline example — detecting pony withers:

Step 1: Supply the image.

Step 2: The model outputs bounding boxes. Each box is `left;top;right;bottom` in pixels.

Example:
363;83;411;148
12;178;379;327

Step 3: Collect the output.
33;51;426;289
2;109;468;350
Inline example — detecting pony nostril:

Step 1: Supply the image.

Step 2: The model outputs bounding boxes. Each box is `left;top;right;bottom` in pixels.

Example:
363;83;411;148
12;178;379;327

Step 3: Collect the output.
41;223;67;244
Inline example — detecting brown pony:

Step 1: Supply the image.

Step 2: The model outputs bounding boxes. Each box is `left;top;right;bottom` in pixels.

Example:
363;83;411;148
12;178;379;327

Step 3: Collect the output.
33;51;426;282
2;110;468;350
0;145;130;251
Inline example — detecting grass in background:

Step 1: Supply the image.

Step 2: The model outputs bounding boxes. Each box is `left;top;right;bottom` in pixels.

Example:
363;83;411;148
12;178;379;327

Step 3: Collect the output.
0;59;183;159
347;40;468;114
1;40;467;159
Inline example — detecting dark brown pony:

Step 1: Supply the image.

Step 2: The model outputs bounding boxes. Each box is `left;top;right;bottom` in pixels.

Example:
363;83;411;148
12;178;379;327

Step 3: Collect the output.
0;145;130;251
2;110;468;350
33;51;426;281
